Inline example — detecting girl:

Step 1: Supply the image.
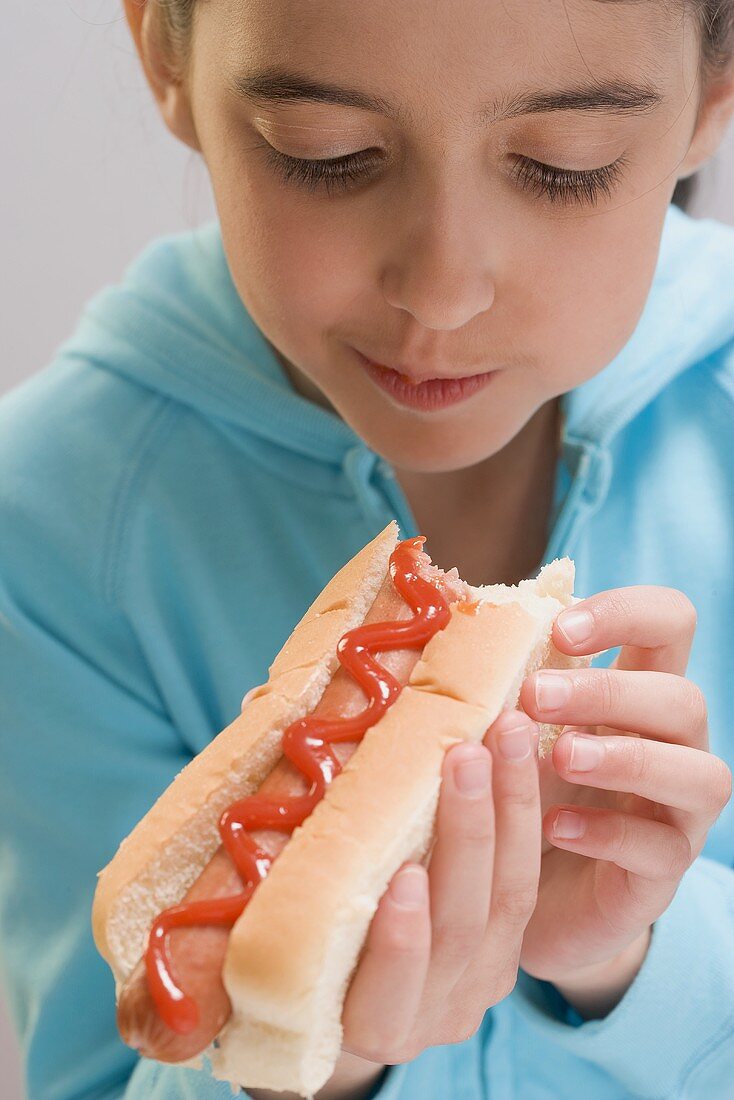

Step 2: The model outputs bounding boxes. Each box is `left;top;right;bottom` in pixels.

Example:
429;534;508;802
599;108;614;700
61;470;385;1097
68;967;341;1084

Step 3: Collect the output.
1;1;734;1097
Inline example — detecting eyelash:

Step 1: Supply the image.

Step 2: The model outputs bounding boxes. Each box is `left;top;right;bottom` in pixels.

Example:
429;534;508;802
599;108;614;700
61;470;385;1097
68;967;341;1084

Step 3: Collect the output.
510;155;629;205
262;145;384;196
261;143;629;206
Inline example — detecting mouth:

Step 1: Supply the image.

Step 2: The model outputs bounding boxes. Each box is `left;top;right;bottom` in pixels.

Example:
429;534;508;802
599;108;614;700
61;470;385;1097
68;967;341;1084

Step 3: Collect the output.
353;350;498;412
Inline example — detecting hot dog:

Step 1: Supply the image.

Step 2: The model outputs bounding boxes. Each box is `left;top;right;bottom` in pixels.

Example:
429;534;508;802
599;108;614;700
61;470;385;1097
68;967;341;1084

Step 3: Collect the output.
115;555;468;1063
92;522;589;1097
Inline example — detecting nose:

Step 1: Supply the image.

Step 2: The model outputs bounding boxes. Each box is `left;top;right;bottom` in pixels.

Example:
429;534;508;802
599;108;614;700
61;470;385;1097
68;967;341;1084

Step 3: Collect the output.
381;183;496;330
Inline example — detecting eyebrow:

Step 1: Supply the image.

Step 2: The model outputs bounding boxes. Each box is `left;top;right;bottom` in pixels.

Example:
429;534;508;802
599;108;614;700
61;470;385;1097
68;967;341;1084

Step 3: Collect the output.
232;68;663;123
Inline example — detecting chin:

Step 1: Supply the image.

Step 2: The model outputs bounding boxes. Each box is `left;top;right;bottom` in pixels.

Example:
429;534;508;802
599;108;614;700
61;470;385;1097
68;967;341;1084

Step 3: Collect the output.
351;419;512;474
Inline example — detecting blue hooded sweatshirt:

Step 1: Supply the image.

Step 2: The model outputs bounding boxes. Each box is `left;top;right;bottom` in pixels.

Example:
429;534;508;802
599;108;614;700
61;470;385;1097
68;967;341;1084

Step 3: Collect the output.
1;202;734;1100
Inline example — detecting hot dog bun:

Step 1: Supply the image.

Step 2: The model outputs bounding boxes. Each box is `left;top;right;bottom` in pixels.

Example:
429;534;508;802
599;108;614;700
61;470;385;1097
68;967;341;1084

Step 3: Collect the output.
92;522;589;1097
93;522;401;991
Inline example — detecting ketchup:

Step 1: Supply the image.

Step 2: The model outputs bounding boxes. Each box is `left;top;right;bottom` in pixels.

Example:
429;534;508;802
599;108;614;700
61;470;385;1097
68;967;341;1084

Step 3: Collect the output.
144;537;451;1034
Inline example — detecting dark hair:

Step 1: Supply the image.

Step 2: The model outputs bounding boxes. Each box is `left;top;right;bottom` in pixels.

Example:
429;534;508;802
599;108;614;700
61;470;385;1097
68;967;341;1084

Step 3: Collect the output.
151;0;734;211
666;0;734;209
672;175;699;209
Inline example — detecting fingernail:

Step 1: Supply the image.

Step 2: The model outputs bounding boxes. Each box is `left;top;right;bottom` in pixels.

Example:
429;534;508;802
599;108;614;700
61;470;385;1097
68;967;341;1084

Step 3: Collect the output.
553;810;585;839
454;754;491;795
569;734;604;772
389;868;427;909
242;685;269;709
557;608;594;646
498;722;532;761
534;672;573;712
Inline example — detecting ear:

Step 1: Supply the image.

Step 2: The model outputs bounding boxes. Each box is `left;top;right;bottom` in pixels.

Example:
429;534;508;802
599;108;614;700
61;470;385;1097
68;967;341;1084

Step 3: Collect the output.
677;67;734;179
122;0;201;152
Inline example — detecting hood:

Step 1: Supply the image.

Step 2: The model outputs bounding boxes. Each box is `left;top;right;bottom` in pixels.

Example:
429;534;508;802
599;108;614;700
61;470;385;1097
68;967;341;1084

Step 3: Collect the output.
61;204;734;472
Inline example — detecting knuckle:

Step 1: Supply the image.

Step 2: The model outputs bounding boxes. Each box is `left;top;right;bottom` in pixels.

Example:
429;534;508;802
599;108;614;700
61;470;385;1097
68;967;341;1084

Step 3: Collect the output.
680;679;708;733
603;588;637;632
494;966;519;1002
610;813;636;861
492;882;538;923
442;1017;484;1047
452;805;494;843
661;831;693;880
462;956;520;1005
499;785;539;815
383;925;430;957
499;796;539;822
504;969;519;998
592;668;623;717
624;737;652;787
383;1045;417;1065
711;758;733;811
667;588;698;637
433;921;486;962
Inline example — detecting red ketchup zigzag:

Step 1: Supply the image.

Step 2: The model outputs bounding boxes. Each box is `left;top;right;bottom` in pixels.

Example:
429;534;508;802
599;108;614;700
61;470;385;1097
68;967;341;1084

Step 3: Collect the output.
145;537;451;1033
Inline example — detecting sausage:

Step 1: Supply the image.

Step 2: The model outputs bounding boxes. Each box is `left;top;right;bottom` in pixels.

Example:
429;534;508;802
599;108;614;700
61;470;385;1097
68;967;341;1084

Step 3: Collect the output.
117;562;466;1062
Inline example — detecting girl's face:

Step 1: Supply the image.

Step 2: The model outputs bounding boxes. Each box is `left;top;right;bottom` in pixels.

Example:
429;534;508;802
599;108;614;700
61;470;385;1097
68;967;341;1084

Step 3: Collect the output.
183;0;703;471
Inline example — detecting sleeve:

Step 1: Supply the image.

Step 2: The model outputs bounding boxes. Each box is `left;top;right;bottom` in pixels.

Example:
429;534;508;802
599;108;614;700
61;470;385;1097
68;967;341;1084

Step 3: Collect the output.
0;570;413;1100
512;857;734;1097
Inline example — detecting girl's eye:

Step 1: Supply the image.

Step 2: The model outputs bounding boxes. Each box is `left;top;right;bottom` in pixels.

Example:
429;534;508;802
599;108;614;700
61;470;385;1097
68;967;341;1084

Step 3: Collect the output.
259;140;628;207
262;145;385;195
510;154;629;206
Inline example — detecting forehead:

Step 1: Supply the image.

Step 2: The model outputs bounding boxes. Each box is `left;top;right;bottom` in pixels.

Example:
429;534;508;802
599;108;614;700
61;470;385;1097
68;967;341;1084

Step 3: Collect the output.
222;0;691;76
214;0;692;101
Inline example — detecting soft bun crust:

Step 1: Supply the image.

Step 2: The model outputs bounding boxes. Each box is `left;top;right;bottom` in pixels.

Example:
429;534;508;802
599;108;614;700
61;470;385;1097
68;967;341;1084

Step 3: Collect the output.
91;521;400;988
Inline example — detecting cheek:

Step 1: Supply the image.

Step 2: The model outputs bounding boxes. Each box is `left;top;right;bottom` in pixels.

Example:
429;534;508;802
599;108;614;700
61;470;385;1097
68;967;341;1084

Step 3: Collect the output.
523;190;670;390
216;177;367;354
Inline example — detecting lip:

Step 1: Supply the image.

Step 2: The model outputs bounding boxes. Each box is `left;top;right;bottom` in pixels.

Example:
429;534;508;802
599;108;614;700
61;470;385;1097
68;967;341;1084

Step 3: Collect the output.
354;350;497;411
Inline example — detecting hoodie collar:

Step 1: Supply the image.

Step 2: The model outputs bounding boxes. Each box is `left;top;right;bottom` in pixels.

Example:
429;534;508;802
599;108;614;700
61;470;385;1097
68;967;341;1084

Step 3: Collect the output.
66;204;734;473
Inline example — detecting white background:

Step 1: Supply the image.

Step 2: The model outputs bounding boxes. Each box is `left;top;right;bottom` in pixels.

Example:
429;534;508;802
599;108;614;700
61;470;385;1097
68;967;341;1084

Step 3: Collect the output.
2;3;734;1097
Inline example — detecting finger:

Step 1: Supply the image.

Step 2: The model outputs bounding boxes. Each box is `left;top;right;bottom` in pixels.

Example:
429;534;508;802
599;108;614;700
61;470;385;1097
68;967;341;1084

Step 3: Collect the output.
419;742;495;1009
438;711;541;1026
553;733;733;821
544;805;693;881
485;711;542;934
552;586;697;675
521;668;709;749
342;863;431;1060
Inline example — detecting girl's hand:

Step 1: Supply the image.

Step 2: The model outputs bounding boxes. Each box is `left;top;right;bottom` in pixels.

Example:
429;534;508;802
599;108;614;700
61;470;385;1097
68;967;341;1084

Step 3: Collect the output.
339;708;542;1068
518;586;732;1017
